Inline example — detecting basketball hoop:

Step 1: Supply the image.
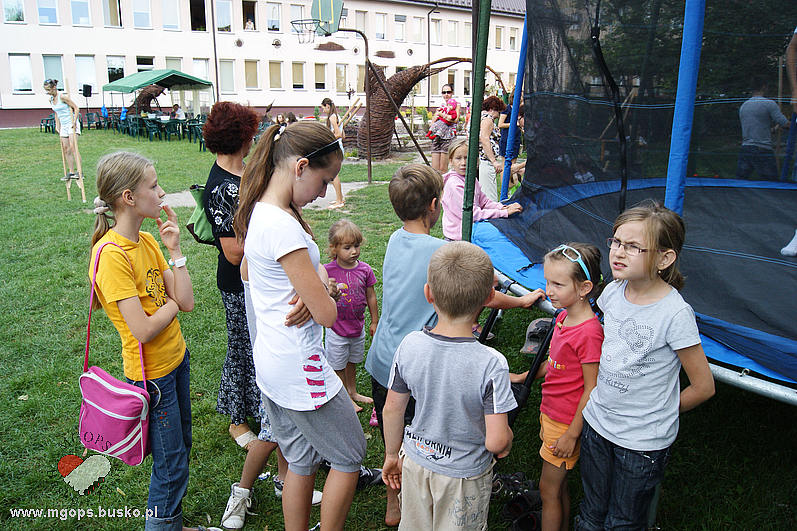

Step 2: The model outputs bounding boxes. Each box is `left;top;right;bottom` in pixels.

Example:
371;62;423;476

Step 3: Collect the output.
292;19;329;43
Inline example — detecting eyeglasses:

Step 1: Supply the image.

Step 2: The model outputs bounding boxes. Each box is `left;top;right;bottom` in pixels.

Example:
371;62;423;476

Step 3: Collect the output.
442;90;452;94
606;237;649;256
551;245;591;281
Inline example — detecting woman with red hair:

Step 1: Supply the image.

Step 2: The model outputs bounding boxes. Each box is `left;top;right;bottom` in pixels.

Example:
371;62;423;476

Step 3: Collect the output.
202;102;263;447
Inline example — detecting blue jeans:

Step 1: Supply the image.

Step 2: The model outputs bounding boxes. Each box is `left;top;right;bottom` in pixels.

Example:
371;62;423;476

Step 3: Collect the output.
576;420;670;531
129;350;192;531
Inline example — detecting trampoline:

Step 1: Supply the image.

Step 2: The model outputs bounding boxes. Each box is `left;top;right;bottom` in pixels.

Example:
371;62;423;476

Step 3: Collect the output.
468;0;797;405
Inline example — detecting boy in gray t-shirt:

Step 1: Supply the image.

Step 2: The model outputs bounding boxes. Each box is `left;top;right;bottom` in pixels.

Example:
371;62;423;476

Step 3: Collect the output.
382;242;516;531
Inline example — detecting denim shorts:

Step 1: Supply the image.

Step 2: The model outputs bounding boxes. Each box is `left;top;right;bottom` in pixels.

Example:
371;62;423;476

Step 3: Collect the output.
576;420;670;530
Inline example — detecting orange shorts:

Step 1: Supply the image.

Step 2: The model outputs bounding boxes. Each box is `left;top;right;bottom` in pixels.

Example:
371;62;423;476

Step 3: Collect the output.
539;412;581;470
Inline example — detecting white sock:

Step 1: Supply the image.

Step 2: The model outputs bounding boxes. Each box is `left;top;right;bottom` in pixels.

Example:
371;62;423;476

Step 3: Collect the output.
781;229;797;256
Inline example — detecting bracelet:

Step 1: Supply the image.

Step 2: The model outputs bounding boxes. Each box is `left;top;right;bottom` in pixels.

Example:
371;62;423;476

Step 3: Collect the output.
168;256;187;268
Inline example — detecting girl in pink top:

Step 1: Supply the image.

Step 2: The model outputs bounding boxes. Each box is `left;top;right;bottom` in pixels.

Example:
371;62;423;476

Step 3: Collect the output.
511;243;604;531
441;138;522;240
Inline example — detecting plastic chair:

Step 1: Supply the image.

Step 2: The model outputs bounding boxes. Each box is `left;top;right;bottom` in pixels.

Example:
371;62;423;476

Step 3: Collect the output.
86;112;100;130
144;120;162;141
164;121;182;141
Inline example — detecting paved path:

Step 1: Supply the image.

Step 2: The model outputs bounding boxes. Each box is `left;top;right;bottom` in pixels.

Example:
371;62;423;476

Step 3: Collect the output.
162;180;385;210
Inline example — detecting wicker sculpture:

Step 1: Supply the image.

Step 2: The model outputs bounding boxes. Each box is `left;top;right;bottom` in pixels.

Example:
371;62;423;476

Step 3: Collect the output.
126;85;166;114
357;58;507;159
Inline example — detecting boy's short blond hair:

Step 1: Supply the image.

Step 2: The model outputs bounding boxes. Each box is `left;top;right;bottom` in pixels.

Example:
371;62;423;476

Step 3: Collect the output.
427;241;494;319
389;164;443;221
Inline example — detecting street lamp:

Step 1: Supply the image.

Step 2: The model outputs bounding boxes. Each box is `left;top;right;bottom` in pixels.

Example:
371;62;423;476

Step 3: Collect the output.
427;3;439;108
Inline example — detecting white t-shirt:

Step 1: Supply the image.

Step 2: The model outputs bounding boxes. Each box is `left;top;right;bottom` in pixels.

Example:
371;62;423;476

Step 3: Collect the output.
245;202;342;411
583;280;700;451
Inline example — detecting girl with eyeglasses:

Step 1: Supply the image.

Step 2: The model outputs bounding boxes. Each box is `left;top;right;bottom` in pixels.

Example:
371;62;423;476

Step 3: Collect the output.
510;242;604;531
233;122;366;531
427;83;461;173
576;201;715;530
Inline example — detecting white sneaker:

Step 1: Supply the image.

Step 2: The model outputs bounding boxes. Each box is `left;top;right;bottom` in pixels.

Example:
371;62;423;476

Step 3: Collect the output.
273;476;323;506
221;482;254;529
781;229;797;256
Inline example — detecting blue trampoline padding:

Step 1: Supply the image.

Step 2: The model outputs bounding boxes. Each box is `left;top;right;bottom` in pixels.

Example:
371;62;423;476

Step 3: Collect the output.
472;220;797;386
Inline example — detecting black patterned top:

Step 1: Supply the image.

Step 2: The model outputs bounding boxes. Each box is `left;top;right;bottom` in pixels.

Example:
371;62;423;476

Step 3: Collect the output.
478;111;500;162
204;162;243;293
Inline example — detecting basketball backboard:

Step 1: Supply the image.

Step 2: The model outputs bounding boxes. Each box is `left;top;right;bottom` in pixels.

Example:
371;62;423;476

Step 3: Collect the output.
311;0;343;36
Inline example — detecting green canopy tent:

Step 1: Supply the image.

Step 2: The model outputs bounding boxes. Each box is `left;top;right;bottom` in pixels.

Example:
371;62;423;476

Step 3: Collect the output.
102;69;214;116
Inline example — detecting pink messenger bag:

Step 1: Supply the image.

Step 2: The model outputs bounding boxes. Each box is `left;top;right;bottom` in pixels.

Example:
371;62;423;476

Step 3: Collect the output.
79;242;150;466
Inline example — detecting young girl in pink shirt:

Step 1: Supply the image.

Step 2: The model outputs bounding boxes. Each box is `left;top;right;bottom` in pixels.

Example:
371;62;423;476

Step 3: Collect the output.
440;138;522;240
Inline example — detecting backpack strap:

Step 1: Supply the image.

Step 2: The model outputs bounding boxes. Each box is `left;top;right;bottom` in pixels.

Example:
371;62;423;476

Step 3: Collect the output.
86;242;146;385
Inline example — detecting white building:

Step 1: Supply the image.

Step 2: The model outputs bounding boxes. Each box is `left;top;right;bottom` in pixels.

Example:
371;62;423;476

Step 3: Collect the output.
1;0;524;126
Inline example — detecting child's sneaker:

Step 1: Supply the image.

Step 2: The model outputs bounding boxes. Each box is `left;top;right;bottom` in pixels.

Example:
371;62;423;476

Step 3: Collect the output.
356;465;384;490
273;476;323;506
220;482;254;529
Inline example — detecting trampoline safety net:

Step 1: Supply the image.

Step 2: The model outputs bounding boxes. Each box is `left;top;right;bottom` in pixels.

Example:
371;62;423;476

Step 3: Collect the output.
491;0;797;383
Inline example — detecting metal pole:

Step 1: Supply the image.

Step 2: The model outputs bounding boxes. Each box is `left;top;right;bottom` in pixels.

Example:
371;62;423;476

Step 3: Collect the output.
426;3;438;108
210;0;221;102
461;0;492;242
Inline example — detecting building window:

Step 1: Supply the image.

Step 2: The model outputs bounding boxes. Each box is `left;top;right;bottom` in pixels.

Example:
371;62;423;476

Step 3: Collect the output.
9;54;32;91
447;21;458;46
166;57;181;70
243;0;255;30
495;26;503;49
430;19;441;45
71;0;89;24
374;12;386;40
336;8;347;38
464;70;471;96
137;56;154;72
509;27;518;51
106;55;124;82
245;59;258;88
43;55;64;88
4;0;24;21
37;0;57;24
314;63;326;90
355;10;365;39
292;62;304;89
447;69;455;89
162;0;179;29
411;16;423;43
509;72;516;90
133;0;150;28
219;59;234;92
463;21;471;46
266;2;279;31
394;14;405;42
193;58;209;80
75;55;96;93
289;4;302;33
430;73;439;95
216;0;231;31
103;0;121;26
269;61;282;88
357;64;365;93
336;63;347;92
190;0;206;31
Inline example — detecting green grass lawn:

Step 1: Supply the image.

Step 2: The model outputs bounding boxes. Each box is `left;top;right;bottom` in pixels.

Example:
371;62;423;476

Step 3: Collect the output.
0;128;795;530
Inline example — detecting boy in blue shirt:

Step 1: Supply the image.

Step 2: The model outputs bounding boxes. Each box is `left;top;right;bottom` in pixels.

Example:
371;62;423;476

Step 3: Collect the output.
382;242;516;530
365;163;542;526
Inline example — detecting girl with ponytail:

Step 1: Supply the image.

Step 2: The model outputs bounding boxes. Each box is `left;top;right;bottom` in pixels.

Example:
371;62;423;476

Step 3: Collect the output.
233;122;366;531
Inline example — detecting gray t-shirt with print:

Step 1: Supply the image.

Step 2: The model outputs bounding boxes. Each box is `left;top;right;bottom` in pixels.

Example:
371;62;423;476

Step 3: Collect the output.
583;280;700;451
388;328;517;478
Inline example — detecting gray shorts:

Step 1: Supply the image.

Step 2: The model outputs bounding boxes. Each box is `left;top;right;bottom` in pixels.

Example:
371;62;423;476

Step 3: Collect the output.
262;390;366;476
324;328;366;370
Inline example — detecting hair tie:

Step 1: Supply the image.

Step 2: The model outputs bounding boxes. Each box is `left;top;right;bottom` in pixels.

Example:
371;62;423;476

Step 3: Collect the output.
93;196;109;215
274;123;287;141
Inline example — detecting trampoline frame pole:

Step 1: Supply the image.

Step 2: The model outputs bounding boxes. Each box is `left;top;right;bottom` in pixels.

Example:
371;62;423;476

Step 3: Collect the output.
462;0;492;242
664;0;705;215
501;13;528;201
